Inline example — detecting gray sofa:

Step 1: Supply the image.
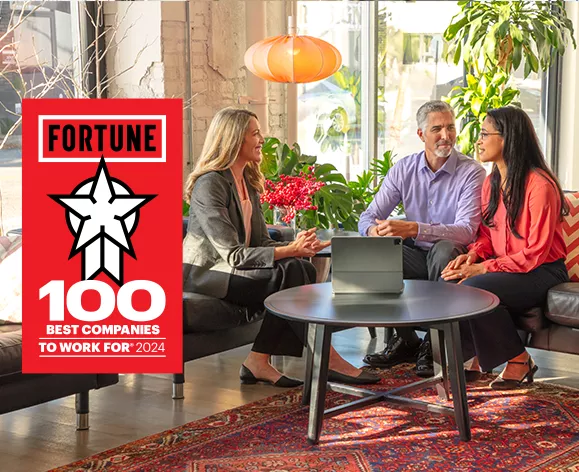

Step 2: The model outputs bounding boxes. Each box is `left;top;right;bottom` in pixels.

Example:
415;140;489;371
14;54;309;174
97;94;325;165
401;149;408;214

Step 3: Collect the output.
0;324;119;429
172;218;278;399
518;283;579;355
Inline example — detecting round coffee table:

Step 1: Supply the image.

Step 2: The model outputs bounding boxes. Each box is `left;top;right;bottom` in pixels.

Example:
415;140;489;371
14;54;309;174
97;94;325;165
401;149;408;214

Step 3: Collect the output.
264;280;499;444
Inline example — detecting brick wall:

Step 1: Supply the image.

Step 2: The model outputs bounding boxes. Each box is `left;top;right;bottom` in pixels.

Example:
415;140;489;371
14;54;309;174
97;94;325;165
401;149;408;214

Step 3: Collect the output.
189;0;287;168
160;1;192;179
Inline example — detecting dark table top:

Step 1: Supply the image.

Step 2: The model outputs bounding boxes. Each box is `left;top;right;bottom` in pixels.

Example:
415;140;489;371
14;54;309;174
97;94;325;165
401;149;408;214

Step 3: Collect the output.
264;280;499;327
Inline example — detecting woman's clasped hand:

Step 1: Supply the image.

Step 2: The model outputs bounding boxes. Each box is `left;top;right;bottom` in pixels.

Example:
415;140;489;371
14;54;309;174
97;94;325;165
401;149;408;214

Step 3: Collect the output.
289;229;331;258
441;252;487;283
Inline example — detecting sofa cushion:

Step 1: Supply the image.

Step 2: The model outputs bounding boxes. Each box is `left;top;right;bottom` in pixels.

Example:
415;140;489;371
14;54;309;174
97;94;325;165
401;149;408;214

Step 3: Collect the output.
563;192;579;281
183;292;264;333
545;282;579;328
0;326;22;376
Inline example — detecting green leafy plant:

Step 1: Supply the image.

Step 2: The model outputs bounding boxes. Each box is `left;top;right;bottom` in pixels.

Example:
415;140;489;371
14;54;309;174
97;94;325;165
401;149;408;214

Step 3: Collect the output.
314;106;350;153
314;66;361;153
313;65;387;156
342;150;403;230
443;0;575;156
446;69;520;154
445;1;575;77
260;137;354;230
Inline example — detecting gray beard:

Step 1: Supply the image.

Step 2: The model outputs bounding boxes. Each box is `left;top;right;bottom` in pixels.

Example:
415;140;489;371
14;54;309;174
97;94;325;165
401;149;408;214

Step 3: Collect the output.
434;146;452;158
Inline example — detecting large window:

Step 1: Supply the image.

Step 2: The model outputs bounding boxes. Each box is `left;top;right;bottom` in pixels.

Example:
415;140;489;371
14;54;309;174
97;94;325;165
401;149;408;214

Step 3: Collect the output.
297;1;549;179
297;1;362;180
376;1;461;162
0;1;76;233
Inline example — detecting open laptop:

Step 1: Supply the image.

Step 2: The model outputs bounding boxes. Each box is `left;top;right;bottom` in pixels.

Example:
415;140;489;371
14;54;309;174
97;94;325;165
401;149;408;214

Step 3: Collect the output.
331;236;404;294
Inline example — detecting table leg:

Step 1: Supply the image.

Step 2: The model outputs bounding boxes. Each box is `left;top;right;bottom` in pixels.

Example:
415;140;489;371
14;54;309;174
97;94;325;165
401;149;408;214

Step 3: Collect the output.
302;323;316;405
444;321;471;441
430;327;449;400
307;323;332;445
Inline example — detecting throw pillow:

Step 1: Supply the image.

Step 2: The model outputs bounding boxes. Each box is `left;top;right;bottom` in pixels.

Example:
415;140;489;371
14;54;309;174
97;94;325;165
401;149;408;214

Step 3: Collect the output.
0;235;22;324
563;192;579;282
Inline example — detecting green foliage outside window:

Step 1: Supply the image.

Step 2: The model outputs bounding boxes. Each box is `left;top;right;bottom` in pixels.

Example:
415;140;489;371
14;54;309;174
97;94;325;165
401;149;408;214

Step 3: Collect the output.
443;0;575;157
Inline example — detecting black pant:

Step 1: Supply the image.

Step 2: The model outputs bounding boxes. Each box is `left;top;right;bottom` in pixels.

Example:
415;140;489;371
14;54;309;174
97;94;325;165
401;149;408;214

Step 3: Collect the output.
458;259;569;371
223;257;316;357
396;239;466;343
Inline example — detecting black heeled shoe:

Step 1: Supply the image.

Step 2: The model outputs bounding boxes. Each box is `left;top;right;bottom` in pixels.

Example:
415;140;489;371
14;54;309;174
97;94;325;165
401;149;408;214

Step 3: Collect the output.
239;364;303;388
490;356;538;390
327;369;381;385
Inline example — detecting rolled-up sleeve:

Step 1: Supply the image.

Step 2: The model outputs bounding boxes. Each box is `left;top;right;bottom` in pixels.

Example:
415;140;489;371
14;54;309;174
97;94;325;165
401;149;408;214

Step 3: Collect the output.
192;174;275;269
358;164;402;236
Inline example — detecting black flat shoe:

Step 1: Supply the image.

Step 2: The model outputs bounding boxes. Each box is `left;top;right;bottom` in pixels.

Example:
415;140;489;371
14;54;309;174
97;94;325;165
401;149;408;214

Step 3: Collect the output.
327;369;381;385
239;364;303;388
464;369;483;382
490;357;538;390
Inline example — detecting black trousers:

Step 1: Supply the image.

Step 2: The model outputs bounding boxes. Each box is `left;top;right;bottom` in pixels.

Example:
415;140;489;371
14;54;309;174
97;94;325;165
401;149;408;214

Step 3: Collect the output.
458;259;569;371
223;257;316;357
396;239;466;342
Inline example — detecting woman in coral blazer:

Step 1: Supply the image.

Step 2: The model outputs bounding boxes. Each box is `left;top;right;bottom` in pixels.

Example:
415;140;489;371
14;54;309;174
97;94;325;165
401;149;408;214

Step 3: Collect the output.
442;106;569;390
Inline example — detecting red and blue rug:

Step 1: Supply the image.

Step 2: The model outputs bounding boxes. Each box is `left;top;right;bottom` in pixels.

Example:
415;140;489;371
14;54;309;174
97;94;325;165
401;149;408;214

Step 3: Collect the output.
52;365;579;471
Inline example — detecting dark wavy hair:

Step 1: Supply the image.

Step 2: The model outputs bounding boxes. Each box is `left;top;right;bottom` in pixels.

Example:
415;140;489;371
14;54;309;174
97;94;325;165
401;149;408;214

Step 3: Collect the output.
482;106;568;238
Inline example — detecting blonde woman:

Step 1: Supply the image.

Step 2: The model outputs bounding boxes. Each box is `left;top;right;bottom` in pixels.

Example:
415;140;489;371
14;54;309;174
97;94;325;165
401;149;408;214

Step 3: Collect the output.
184;107;379;387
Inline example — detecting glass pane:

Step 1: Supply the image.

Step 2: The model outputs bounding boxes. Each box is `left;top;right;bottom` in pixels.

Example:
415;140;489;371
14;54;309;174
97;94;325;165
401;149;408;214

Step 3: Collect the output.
0;2;74;233
513;67;545;152
377;1;461;163
297;1;362;181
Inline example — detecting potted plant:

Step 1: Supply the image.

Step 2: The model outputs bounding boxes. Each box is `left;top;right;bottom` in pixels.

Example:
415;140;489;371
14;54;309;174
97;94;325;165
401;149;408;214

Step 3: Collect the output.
443;0;575;156
260;137;355;230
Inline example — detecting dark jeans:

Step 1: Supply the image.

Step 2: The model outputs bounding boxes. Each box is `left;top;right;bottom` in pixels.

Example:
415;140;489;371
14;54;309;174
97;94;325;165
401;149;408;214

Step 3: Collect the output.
458;259;569;371
224;257;316;357
396;239;466;343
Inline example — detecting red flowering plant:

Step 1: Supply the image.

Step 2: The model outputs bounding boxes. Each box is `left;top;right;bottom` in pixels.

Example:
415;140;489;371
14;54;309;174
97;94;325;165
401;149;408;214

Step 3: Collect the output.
259;137;355;230
260;167;324;225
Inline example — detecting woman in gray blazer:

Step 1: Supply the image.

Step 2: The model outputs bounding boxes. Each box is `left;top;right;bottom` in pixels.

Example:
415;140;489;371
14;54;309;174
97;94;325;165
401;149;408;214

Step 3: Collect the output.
184;107;379;387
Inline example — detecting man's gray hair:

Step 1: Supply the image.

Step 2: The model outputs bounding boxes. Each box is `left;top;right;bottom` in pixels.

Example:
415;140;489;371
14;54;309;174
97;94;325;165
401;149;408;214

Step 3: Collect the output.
416;100;455;130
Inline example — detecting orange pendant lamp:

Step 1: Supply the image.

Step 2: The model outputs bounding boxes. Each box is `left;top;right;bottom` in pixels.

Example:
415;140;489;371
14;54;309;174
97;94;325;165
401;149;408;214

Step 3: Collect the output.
244;17;342;84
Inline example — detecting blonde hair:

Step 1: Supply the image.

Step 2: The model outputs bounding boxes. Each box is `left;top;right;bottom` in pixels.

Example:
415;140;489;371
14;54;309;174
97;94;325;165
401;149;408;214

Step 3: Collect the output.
184;107;264;200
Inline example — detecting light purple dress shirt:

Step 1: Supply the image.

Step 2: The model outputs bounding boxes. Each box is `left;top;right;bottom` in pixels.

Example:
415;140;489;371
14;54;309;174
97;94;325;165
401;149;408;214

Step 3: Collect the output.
358;149;486;249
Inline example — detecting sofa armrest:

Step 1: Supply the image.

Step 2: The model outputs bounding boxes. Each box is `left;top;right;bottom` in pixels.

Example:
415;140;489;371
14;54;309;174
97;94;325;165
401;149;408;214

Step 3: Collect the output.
545;282;579;328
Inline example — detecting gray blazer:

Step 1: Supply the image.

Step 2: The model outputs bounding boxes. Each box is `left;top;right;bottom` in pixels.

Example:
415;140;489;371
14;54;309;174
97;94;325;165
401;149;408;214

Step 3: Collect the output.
183;169;288;299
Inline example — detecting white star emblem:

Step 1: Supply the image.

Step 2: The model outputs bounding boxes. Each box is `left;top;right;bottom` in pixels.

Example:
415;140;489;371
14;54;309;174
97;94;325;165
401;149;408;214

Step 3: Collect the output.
50;158;156;285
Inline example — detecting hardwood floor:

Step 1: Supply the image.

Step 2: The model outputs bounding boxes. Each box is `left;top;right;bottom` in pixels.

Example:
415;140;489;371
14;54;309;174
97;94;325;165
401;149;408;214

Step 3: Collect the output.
0;328;578;472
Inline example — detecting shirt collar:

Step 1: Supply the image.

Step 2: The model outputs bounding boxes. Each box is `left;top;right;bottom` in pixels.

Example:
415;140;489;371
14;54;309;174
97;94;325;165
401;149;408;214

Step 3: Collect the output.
419;149;458;176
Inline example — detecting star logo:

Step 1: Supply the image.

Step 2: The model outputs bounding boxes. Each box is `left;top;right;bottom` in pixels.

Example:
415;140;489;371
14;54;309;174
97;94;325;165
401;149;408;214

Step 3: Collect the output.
50;157;156;286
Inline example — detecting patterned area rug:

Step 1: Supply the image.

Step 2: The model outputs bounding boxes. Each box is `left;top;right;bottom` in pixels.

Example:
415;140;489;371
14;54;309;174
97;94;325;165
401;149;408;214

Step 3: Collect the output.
52;365;579;472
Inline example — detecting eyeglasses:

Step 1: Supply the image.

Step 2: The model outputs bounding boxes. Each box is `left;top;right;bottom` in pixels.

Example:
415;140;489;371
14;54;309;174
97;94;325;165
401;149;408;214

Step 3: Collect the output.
478;131;502;140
